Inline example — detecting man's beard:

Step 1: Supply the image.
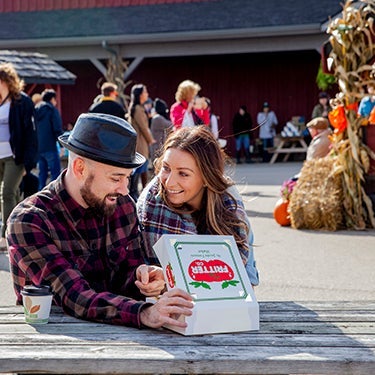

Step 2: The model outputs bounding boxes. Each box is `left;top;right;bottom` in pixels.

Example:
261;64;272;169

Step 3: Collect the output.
80;174;121;217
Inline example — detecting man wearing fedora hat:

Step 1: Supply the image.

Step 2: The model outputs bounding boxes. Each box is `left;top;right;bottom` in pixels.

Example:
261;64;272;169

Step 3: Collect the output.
6;113;194;329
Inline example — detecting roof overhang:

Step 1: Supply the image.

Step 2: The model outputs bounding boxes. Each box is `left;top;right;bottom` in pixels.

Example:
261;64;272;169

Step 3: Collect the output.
0;24;326;61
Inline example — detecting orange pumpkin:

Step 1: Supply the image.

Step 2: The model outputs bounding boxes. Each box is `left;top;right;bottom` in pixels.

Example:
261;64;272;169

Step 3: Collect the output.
273;198;291;226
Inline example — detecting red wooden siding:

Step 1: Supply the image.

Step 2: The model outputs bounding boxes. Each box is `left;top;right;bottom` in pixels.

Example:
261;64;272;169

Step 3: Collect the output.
0;0;210;12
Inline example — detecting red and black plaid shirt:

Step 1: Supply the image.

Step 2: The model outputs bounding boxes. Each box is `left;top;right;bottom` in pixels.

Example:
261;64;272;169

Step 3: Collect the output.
7;171;148;327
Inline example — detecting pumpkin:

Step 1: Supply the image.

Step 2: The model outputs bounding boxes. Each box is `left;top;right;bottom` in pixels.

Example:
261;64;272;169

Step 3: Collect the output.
273;198;291;226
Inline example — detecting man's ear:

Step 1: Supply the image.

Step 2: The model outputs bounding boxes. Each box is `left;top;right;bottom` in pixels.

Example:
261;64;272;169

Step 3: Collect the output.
72;157;86;180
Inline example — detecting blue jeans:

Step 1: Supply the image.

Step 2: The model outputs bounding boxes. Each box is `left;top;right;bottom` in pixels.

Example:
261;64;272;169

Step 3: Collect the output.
262;138;274;162
38;151;61;190
235;134;250;153
235;134;251;161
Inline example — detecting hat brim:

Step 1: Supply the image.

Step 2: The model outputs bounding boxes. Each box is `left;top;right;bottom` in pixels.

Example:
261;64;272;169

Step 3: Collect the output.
58;134;146;169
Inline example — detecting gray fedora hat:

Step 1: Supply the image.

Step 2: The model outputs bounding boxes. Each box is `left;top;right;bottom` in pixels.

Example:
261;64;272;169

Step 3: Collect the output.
58;113;145;169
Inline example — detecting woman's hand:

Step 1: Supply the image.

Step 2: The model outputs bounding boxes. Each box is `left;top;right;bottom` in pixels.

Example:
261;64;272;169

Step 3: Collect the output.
135;265;166;297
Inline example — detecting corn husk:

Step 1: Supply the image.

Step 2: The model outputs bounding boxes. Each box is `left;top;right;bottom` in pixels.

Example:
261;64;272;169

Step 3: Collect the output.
325;0;375;229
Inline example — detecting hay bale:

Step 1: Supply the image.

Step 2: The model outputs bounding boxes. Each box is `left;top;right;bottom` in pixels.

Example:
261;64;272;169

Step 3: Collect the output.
289;157;344;231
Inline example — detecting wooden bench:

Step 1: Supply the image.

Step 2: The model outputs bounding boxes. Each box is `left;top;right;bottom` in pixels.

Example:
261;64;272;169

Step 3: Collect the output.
1;301;374;374
270;136;308;164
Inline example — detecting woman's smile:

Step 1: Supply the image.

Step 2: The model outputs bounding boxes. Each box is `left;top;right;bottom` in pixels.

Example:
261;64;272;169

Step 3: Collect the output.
159;148;205;210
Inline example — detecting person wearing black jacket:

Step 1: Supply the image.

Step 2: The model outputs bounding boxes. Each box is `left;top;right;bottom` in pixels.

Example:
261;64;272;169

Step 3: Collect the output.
89;82;125;119
35;89;63;190
0;62;37;249
232;105;253;163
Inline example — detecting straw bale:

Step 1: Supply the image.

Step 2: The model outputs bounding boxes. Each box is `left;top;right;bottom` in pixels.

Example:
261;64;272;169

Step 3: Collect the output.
289;157;343;231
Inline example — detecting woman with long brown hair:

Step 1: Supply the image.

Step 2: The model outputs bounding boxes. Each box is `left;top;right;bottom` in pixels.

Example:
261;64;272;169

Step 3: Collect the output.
137;126;258;286
0;63;37;249
127;83;155;200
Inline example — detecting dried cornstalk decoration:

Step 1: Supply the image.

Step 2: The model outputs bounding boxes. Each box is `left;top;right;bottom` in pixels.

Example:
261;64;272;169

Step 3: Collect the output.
326;0;375;229
105;53;132;112
289;157;343;231
96;43;132;111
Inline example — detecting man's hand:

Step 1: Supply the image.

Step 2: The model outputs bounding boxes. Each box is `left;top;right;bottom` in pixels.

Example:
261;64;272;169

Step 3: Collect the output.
140;288;194;328
135;265;166;297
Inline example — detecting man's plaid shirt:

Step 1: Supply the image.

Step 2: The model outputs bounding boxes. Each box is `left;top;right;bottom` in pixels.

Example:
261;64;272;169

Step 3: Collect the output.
7;171;148;328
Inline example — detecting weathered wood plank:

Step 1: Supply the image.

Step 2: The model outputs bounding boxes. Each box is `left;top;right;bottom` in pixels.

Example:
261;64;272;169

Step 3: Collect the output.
0;345;374;374
1;321;373;335
1;303;375;374
2;308;375;324
2;301;375;315
0;332;374;348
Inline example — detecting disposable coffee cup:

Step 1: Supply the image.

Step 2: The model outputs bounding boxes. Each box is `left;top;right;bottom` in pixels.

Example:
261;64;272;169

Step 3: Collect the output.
21;285;53;324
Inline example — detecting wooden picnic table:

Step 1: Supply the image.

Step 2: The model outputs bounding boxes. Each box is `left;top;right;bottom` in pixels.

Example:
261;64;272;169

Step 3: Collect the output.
269;136;308;164
0;301;374;374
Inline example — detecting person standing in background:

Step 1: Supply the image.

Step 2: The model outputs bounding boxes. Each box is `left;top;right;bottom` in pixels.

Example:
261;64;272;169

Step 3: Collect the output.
358;83;375;122
19;92;42;199
150;98;172;165
89;82;125;119
304;92;332;146
35;89;64;190
311;92;331;119
170;80;210;130
232;105;252;164
0;62;37;250
143;97;154;127
127;84;156;200
257;102;278;163
31;93;42;106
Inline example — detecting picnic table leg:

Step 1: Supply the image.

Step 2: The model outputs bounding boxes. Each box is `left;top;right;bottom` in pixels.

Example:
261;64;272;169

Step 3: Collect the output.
269;150;278;164
269;139;284;164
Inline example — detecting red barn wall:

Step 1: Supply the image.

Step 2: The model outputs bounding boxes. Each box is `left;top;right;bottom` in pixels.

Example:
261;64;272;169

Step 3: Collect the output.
57;50;322;155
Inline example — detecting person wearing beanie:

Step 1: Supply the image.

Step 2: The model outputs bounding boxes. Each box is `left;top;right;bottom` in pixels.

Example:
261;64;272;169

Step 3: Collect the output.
35;88;64;190
7;112;194;330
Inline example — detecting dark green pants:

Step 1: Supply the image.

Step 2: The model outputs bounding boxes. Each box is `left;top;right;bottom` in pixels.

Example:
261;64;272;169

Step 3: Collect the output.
0;157;25;238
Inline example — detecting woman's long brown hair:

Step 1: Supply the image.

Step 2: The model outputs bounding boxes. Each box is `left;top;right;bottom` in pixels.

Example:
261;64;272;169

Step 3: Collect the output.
154;126;249;248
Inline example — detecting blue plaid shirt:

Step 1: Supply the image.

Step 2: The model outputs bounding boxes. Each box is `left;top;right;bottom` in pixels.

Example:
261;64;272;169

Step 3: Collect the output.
137;176;259;285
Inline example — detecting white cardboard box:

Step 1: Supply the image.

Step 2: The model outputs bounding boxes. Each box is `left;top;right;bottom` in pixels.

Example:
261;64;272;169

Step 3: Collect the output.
152;234;259;335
